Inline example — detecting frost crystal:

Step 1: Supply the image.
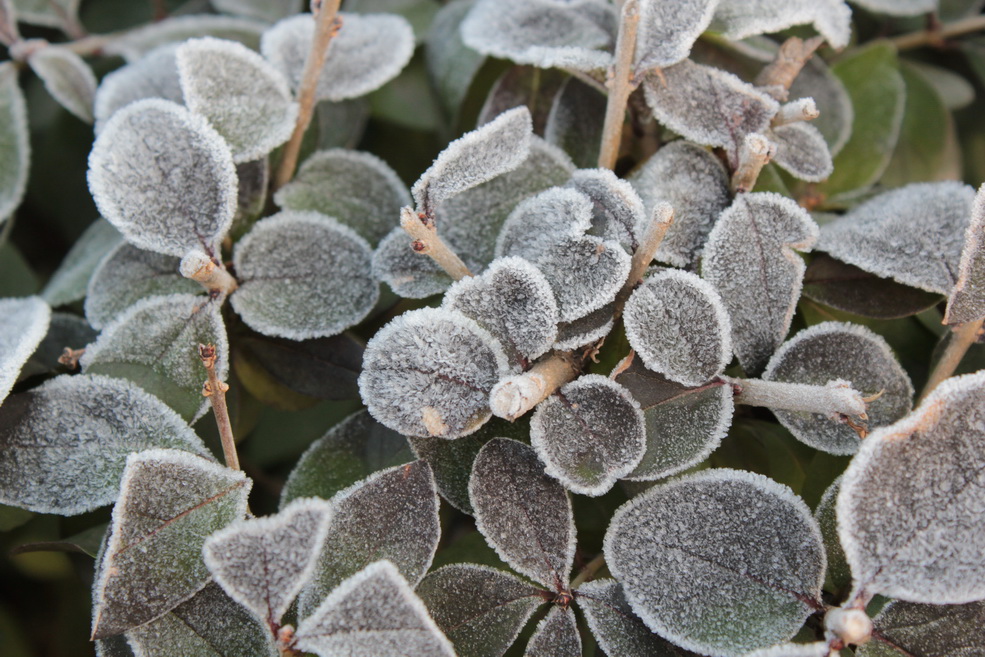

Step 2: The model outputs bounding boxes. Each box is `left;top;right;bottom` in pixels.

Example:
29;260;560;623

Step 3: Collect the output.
416;564;543;657
525;606;581;657
274;149;410;246
91;449;250;639
624;269;733;387
261;12;414;102
627;140;731;267
711;0;852;49
0;296;51;404
204;498;332;628
496;187;595;262
814;478;852;597
42;219;122;307
642;59;780;153
0;62;29;223
531;375;646;496
92;44;184;134
945;183;985;324
177;37;298;163
614;357;734;481
27;47;97;123
576;579;689;657
605;469;825;657
635;0;718;70
0;374;211;515
298;461;440;619
567;168;646;253
85;243;200;330
80;294;227;422
744;642;832;657
87;99;238;258
837;370;985;604
359;307;509;438
818;181;976;295
771;122;834;182
702;192;819;374
295;561;455;657
461;0;615;72
470;438;575;590
444;257;559;369
859;599;985;657
412;106;532;213
762;322;913;455
231;211;378;340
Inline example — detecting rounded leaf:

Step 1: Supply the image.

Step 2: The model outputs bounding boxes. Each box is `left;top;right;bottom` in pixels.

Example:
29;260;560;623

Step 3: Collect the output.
635;0;717;70
567;168;646;254
0;296;51;403
711;0;851;49
605;469;826;657
788;57;853;157
524;606;580;657
104;14;266;62
858;599;985;657
231;210;379;340
771;122;834;183
539;235;632;322
496;187;594;263
93;44;184;134
373;226;452;299
945;182;985;324
553;302;615;350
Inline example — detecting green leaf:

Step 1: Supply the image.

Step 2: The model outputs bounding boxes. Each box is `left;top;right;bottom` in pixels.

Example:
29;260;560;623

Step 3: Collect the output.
818;42;905;202
0;502;33;531
11;0;79;28
41;218;122;307
0;242;40;296
426;0;485;117
0;296;50;403
27;47;97;123
0;62;30;223
91;449;251;639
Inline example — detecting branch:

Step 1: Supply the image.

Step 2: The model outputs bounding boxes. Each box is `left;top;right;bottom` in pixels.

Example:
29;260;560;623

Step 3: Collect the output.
597;0;640;170
754;35;824;99
614;202;673;313
731;133;775;194
200;344;240;471
726;376;870;434
180;250;239;295
489;351;582;421
771;98;819;127
399;206;472;281
918;318;984;403
890;14;985;50
272;0;344;190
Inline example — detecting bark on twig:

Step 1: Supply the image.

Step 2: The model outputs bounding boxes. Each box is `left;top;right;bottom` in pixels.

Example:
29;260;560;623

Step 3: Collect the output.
200;344;240;471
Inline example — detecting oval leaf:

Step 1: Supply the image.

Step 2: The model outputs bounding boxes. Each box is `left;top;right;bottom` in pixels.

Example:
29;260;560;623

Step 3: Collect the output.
28;46;97;123
426;0;487;117
711;0;851;49
858;599;985;657
0;296;51;403
771;122;833;183
0;62;29;223
42;218;122;307
788;57;853;157
636;0;717;69
554;302;615;350
945;183;985;324
545;77;606;169
104;14;265;62
93;44;184;134
525;605;580;657
568;168;646;254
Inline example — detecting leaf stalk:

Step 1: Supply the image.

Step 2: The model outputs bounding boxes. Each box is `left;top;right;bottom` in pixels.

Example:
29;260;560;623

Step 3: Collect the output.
597;0;640;170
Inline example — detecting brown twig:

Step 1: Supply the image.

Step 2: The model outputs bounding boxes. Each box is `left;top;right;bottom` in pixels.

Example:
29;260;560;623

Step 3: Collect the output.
731;133;775;194
918;318;984;404
399;206;472;281
890;14;985;50
597;0;641;170
614;203;673;314
489;351;583;421
272;0;344;190
180;251;239;294
200;344;240;471
754;36;825;98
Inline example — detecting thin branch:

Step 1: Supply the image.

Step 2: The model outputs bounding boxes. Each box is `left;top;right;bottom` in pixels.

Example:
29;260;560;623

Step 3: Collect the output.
489;351;583;421
613;202;673;314
597;0;640;170
919;318;984;403
731;133;775;194
399;206;472;281
570;553;607;589
890;14;985;50
726;376;870;436
200;344;240;471
754;36;825;98
272;0;343;190
180;251;239;294
771;98;819;127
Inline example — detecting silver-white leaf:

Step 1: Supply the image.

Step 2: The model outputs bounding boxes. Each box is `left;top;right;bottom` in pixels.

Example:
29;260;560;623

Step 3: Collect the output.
0;296;51;403
539;235;632;322
635;0;718;70
496;187;594;263
0;62;29;223
28;46;97;123
771;122;834;183
944;183;985;324
524;606;580;657
554;302;615;350
711;0;852;49
567;167;646;254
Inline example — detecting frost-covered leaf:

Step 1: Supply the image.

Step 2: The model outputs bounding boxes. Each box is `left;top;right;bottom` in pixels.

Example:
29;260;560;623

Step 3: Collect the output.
851;0;937;15
417;564;544;657
444;257;558;369
0;375;210;515
818;182;976;295
359;307;509;438
576;579;691;657
412;106;532;213
91;449;250;639
104;15;265;62
231;211;378;340
702;192;819;374
540;236;632;323
496;187;594;263
18;312;96;380
10;0;78;29
554;302;615;350
625;269;733;387
642;59;779;153
802;254;943;320
460;0;615;72
614;357;733;481
477;65;566;134
274;149;410;246
88;99;238;258
177;37;297;163
837;370;985;604
85;243;200;330
230;158;269;236
627;140;730;268
531;375;645;496
606;469;826;657
711;0;852;49
635;0;717;70
858;599;985;657
426;0;486;116
945;183;985;324
126;582;277;657
0;62;29;223
525;606;580;657
80;294;227;422
27;47;96;123
568;168;646;254
298;461;440;618
545;77;606;169
93;44;184;135
281;410;412;506
212;0;301;22
261;12;414;102
789;58;854;157
204;498;332;628
762;322;913;455
42;219;122;307
814;477;852;598
295;560;455;657
470;438;575;590
771;122;833;182
0;296;50;403
373;227;453;298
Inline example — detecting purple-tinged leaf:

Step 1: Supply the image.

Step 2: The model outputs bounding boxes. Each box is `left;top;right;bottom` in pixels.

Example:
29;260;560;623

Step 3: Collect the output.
553;302;615;351
945;183;985;324
470;438;575;591
417;564;545;657
605;469;825;657
524;605;580;657
0;296;50;403
91;449;250;639
702;192;819;374
837;370;985;604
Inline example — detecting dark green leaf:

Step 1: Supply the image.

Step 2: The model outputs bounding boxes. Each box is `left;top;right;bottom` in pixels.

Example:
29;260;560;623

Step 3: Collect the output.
859;599;985;657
